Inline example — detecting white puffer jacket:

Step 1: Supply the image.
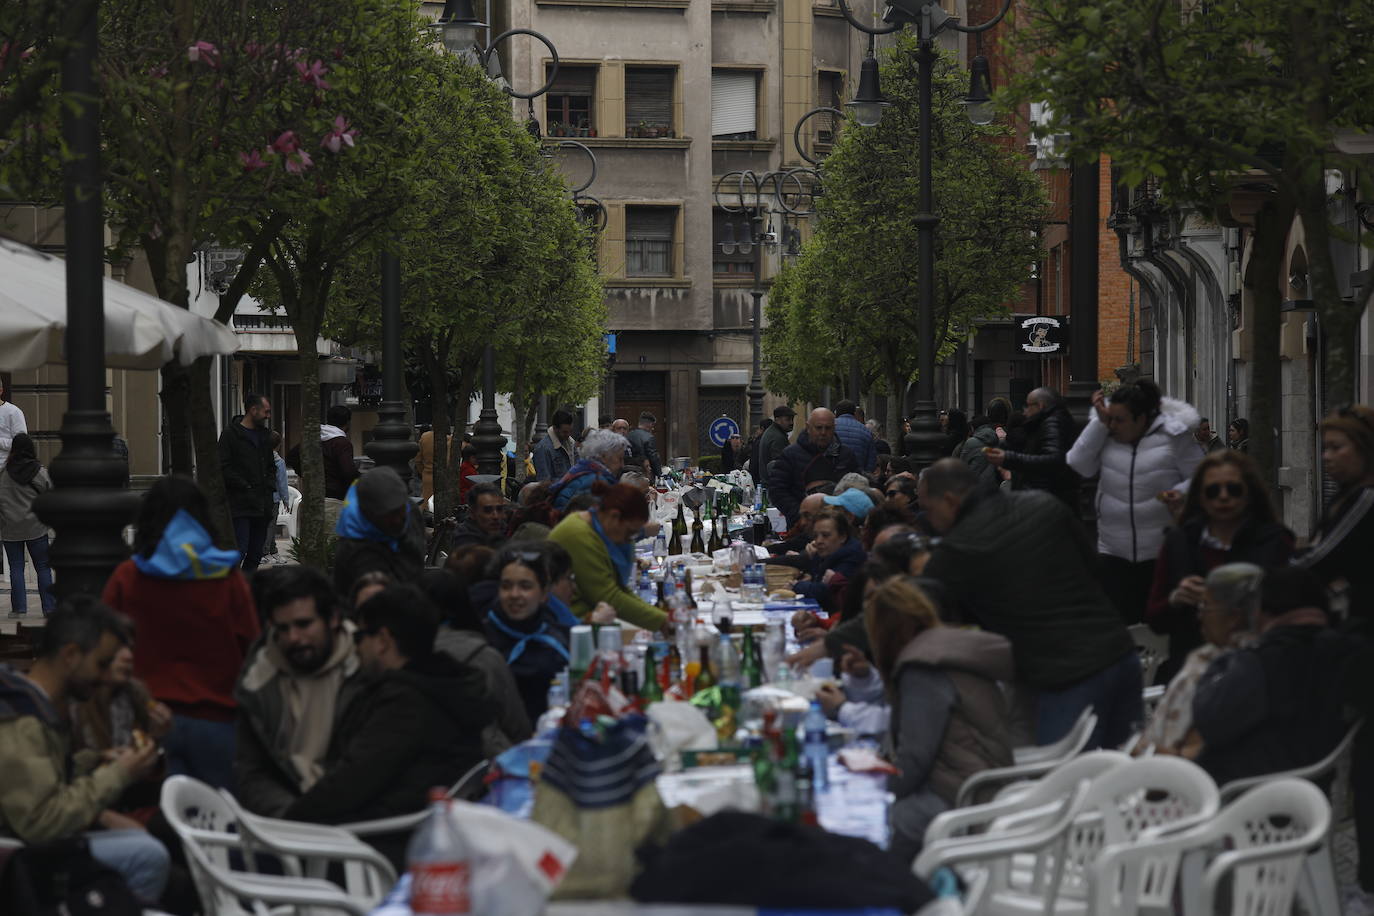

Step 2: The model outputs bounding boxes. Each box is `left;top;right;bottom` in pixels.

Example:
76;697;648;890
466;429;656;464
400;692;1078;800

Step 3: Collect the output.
1067;397;1203;562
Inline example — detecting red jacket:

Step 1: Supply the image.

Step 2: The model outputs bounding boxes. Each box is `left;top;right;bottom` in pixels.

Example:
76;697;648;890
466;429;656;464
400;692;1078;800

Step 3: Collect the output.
102;559;261;721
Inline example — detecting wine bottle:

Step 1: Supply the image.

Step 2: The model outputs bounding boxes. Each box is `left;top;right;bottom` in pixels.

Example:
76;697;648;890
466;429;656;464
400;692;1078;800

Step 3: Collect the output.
640;645;663;703
673;502;688;538
668;525;683;556
694;643;717;691
689;511;705;553
707;515;723;553
740;626;762;688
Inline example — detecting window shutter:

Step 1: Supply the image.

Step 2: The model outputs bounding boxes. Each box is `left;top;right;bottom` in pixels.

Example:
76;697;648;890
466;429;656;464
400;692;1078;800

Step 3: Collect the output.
625;69;674;127
628;208;674;240
712;71;756;137
549;66;595;96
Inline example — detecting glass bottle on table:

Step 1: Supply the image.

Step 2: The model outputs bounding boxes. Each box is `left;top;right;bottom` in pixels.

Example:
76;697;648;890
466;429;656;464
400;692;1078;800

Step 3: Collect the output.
707;515;723;554
667;524;683;556
689;510;705;554
694;642;717;692
740;626;762;688
640;645;663;704
673;501;688;538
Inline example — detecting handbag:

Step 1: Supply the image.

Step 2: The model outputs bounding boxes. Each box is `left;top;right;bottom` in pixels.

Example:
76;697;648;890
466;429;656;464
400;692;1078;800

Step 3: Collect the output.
532;664;671;899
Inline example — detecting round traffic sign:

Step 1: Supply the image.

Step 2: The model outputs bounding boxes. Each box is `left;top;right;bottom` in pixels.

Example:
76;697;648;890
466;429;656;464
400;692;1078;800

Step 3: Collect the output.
708;415;740;449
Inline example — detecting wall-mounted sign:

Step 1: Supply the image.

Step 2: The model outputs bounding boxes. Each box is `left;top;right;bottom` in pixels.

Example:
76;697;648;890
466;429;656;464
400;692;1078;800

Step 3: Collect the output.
1020;315;1065;354
708;415;741;449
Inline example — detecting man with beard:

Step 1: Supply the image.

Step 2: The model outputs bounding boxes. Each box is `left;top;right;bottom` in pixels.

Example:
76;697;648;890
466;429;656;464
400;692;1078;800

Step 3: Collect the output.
0;597;167;903
218;392;277;570
285;585;493;869
233;566;363;817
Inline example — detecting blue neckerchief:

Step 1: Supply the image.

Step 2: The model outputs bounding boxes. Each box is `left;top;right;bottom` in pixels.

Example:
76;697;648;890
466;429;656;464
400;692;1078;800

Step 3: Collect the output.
334;480;407;552
485;609;570;666
547;593;582;628
590;509;635;587
132;509;240;580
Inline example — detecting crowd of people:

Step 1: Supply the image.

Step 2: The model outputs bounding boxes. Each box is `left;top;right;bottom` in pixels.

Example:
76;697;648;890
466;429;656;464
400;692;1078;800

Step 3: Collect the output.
0;382;1370;913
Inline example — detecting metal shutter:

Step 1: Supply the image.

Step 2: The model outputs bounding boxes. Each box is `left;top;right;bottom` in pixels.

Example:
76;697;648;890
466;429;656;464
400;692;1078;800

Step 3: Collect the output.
711;70;756;137
625;69;674;129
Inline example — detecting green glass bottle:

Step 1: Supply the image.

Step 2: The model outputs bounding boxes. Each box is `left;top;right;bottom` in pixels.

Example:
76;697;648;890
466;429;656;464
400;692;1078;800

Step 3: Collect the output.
707;515;723;554
668;525;683;556
740;626;762;687
694;643;717;692
689;511;705;553
673;502;688;538
640;645;664;703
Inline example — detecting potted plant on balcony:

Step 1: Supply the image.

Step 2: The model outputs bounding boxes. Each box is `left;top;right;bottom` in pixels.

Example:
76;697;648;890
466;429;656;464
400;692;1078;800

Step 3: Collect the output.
636;119;648;138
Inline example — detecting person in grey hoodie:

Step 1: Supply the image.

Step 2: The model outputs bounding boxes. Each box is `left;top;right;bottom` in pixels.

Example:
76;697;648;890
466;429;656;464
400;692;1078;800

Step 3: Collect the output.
0;433;54;615
866;575;1016;864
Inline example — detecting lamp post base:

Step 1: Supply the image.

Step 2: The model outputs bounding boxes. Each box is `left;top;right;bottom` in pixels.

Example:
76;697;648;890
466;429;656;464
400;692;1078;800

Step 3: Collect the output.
472;409;505;478
34;410;139;599
903;399;945;474
364;399;418;482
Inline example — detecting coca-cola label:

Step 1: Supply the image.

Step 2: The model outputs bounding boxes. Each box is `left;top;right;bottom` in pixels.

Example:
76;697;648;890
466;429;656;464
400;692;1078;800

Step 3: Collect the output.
411;862;471;914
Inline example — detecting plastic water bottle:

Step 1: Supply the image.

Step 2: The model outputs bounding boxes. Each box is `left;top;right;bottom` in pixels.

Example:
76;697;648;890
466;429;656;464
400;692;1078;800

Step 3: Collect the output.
406;789;471;915
762;619;786;681
803;700;830;792
638;569;655;603
744;563;766;603
653;530;668;565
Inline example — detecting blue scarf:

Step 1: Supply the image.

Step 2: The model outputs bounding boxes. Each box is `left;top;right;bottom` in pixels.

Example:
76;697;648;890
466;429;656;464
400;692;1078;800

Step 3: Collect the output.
547;593;582;628
485;609;570;666
133;509;241;580
590;509;635;587
334;480;407;552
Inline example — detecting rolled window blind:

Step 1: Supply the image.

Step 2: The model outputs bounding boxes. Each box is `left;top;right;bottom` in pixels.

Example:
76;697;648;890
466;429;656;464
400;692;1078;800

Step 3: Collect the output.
712;70;756;136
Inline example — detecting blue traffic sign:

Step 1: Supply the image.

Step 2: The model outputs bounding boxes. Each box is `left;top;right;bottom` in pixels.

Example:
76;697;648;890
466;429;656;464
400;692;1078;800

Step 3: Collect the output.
708;416;741;449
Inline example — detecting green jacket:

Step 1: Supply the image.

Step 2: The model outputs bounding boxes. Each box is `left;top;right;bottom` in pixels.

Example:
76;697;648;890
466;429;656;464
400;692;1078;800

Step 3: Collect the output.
548;512;666;631
0;666;131;844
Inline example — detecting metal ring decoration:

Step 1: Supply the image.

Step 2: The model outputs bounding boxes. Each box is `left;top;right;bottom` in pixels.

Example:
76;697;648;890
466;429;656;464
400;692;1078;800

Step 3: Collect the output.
713;171;751;213
946;0;1013;33
793;106;844;166
775;168;820;215
573;194;608;233
480;28;560;99
547;139;598;193
736;170;765;212
833;0;901;36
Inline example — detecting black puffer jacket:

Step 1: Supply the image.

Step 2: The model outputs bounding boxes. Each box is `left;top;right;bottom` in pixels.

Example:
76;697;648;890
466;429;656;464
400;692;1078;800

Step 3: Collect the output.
768;432;860;525
218;423;277;518
285;650;493;865
923;489;1134;688
1001;405;1081;505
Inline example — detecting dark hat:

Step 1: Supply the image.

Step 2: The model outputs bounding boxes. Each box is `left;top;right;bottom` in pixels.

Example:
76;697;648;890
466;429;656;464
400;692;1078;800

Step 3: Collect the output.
773;405;797;419
356;467;409;527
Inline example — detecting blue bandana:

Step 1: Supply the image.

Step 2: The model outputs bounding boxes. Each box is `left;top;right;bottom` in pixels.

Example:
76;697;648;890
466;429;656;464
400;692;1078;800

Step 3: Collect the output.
485;609;570;666
334;480;407;551
590;509;635;587
547;593;582;628
133;509;241;580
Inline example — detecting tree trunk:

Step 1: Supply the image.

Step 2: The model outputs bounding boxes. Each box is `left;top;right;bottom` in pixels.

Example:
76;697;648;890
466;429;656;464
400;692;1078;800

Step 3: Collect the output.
521;394;539;458
158;362;195;474
1299;186;1358;412
294;283;327;568
423;343;453;520
1246;195;1294;490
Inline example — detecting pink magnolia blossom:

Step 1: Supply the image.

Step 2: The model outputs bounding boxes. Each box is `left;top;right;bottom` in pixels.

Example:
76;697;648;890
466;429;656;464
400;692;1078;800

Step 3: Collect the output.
148;64;170;79
296;59;330;90
270;130;300;154
187;40;219;68
319;116;358;153
284;149;314;175
239;149;270;172
243;41;263;58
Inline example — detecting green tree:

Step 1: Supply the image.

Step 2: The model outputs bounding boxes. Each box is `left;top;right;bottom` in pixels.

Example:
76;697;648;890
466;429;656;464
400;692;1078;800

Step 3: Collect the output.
1007;0;1374;480
765;35;1046;438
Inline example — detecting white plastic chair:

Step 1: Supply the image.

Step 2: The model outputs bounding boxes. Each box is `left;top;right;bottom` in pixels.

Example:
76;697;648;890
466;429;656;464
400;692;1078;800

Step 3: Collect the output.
216;789;396;905
337;758;491;838
161;776;385;914
956;710;1098;807
924;756;1219;916
1216;717;1362;916
1090;778;1331;916
279;485;302;540
1128;624;1169;686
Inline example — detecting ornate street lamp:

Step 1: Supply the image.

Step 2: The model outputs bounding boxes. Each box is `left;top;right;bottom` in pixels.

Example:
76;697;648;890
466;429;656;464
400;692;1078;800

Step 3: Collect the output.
834;0;1012;470
363;246;418;481
715;168;819;433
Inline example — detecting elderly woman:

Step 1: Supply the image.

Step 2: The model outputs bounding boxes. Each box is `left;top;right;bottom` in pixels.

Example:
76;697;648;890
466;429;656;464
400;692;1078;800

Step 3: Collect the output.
548;482;668;630
1133;562;1261;757
548;427;627;511
1145;450;1291;681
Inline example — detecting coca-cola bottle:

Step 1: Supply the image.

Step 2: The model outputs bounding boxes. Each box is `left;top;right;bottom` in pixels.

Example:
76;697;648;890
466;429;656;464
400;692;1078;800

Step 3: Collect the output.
407;788;471;915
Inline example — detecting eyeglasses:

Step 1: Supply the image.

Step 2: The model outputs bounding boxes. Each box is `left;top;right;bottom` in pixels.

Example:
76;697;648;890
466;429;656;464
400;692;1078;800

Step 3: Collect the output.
1203;482;1245;500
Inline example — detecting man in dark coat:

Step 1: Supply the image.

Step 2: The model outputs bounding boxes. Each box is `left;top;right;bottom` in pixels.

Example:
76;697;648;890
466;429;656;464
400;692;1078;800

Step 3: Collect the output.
768;408;860;526
285;584;493;869
759;405;796;481
332;467;426;598
218;393;278;570
985;387;1081;505
626;412;662;477
451;482;508;549
919;458;1140;750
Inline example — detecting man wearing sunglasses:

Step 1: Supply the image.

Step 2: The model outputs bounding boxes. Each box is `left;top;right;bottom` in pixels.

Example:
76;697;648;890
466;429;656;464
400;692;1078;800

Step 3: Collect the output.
451;482;509;550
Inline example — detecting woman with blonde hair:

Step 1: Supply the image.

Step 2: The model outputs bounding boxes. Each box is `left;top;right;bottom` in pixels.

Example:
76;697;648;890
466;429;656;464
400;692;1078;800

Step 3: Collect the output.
866;577;1016;863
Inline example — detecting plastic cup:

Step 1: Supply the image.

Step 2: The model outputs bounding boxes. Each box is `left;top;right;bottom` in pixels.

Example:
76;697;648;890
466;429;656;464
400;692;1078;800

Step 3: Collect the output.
596;626;624;655
569;625;595;672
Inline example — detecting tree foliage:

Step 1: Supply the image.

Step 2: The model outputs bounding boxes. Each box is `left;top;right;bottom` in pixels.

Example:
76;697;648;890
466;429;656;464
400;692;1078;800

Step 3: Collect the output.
1007;0;1374;477
765;35;1046;436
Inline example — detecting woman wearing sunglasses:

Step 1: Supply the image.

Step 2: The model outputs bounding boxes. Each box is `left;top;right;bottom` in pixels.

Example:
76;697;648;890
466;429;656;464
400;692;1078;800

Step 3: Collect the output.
1145;451;1292;682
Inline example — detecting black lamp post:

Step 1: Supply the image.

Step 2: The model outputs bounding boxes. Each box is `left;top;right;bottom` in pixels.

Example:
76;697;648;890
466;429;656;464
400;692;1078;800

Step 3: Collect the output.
363;248;419;480
33;4;141;598
432;5;562;477
834;0;1012;471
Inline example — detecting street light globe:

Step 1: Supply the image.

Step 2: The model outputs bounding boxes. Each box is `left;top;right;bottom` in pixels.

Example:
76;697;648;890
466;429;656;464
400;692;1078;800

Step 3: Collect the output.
848;100;887;128
846;52;889;128
963;54;994;125
964;99;994;126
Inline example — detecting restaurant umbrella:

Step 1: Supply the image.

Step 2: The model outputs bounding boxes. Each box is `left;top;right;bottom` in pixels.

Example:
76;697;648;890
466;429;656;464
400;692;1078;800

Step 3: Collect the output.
0;236;239;369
